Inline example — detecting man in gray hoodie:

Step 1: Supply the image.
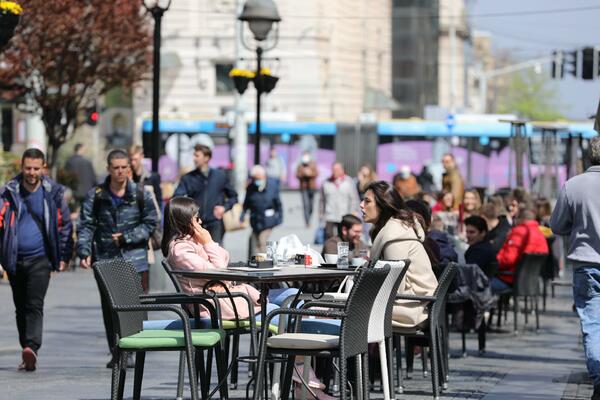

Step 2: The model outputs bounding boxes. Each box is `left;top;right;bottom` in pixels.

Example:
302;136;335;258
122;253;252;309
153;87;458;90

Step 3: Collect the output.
550;135;600;400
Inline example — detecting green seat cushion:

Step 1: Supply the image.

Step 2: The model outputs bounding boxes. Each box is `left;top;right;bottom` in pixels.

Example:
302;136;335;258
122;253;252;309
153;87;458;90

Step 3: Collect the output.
119;329;225;349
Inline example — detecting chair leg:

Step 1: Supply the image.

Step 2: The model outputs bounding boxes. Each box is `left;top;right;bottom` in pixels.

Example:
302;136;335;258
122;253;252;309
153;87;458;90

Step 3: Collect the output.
513;295;519;335
379;341;391;400
185;345;199;400
478;319;486;355
496;298;502;328
535;295;540;332
176;351;185;400
231;333;239;389
543;280;548;312
421;346;428;378
206;347;214;388
524;296;529;325
280;355;295;400
405;339;414;377
111;350;121;400
430;333;440;399
196;349;208;399
362;352;370;400
117;352;127;400
393;335;403;393
252;332;269;400
215;342;230;400
133;351;146;400
339;356;348;400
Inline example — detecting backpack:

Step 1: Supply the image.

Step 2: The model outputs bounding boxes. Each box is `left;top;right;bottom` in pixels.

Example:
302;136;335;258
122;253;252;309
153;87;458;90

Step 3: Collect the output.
92;183;162;250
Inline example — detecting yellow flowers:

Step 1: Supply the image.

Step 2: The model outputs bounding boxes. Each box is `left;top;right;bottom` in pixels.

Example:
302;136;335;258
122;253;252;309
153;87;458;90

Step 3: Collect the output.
229;68;255;79
229;67;273;78
0;1;23;15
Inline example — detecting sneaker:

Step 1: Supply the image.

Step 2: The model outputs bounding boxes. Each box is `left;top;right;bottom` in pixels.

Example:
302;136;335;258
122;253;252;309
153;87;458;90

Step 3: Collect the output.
20;347;37;371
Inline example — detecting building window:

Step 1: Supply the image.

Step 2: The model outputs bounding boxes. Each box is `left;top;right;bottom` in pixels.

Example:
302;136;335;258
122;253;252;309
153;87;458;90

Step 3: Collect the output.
215;63;234;94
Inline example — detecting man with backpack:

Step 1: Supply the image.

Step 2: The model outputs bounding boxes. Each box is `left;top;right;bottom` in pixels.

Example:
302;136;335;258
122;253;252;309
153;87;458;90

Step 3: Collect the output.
0;148;73;371
77;149;158;368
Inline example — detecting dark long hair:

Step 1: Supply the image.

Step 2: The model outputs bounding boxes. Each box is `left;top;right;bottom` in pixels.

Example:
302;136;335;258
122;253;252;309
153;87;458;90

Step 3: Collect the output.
161;197;200;257
366;181;423;242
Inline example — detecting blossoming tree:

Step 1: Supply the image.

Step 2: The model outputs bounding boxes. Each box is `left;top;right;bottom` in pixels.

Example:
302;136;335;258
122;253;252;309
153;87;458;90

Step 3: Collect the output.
0;0;151;170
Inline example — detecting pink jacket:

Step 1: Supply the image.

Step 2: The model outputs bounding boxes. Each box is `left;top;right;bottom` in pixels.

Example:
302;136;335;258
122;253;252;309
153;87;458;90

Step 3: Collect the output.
167;237;261;320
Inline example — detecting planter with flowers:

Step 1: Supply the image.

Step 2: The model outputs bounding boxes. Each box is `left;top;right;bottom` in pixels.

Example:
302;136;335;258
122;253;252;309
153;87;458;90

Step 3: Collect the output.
229;68;255;95
0;1;22;49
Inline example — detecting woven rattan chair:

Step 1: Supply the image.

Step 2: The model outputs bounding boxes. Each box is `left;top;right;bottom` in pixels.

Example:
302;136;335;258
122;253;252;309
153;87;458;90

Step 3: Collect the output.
252;266;391;400
393;262;457;399
496;253;547;334
93;258;228;400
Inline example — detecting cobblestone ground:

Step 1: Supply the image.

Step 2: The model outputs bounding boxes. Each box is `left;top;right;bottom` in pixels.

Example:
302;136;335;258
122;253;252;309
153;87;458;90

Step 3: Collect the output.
0;193;593;399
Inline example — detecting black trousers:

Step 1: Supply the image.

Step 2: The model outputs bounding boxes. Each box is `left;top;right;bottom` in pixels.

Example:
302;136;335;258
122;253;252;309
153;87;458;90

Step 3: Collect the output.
8;256;52;353
300;189;316;226
205;220;225;245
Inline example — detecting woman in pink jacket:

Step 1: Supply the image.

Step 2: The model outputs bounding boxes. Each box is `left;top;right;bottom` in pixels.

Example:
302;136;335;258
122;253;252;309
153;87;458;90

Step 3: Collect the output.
162;196;262;320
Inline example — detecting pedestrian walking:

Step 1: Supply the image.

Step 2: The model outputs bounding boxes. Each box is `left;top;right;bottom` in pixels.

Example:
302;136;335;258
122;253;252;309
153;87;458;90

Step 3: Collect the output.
550;136;600;400
64;143;96;207
319;162;360;240
77;149;158;368
441;153;464;210
265;146;287;184
242;165;283;255
173;144;237;244
296;151;318;227
0;148;73;371
128;145;162;209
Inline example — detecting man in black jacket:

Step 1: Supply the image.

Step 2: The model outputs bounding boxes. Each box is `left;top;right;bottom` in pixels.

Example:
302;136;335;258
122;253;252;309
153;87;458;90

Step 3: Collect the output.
174;144;237;244
129;145;162;209
464;216;496;276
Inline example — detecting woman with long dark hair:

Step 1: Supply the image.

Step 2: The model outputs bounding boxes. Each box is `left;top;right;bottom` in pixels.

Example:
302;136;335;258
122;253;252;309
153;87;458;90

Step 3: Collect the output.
162;196;262;319
361;181;438;328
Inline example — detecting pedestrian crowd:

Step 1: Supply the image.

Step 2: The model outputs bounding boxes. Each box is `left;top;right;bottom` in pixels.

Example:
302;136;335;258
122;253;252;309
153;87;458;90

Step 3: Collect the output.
1;137;600;400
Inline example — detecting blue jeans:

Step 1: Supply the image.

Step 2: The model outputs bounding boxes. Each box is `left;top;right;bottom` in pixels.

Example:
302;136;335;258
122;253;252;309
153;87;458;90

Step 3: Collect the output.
490;277;512;294
573;266;600;390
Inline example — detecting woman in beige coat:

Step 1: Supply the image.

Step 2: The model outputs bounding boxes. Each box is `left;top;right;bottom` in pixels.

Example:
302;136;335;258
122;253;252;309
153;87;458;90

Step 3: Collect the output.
361;181;438;328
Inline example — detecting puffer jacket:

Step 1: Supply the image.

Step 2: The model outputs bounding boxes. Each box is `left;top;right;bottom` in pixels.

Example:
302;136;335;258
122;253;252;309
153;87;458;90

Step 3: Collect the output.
0;175;73;275
77;178;158;272
242;178;283;233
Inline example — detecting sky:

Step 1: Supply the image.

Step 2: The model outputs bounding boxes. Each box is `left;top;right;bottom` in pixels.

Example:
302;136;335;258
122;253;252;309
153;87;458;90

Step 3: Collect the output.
468;0;600;120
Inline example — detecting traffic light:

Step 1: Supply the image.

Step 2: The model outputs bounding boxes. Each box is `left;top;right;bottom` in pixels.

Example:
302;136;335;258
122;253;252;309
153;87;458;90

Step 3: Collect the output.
85;103;99;126
551;50;564;79
564;50;579;78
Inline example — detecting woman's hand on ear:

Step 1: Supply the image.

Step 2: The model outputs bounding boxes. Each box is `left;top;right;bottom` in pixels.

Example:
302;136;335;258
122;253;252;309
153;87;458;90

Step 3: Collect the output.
192;217;214;245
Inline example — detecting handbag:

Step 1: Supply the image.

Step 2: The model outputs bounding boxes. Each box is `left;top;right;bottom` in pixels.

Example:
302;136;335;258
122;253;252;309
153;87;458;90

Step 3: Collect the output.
223;203;249;232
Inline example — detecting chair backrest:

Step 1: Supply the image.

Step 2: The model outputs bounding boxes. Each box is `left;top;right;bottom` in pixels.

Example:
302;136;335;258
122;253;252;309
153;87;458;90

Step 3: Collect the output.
514;253;547;296
93;258;145;339
162;259;184;292
540;236;558;281
368;260;410;343
340;266;391;358
430;262;458;328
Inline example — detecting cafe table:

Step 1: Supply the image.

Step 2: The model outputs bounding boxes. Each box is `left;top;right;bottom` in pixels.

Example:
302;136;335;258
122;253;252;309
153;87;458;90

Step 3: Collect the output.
171;264;357;399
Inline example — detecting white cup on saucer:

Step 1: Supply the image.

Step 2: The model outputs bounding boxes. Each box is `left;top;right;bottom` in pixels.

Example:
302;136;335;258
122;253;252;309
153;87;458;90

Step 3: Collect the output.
324;254;338;264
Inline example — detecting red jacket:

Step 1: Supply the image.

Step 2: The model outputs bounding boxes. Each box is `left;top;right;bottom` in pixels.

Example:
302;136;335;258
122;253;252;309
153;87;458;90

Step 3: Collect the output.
496;220;549;284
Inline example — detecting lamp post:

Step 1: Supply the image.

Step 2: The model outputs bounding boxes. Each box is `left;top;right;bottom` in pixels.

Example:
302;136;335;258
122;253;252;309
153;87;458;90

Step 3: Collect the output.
238;0;280;165
143;0;172;173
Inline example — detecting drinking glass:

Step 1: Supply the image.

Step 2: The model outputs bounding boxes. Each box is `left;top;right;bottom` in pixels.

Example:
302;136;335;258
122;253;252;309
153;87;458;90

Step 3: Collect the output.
266;240;278;264
337;241;349;269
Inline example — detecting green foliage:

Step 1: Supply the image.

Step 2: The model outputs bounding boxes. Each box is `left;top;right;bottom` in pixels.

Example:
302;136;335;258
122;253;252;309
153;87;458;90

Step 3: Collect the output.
497;69;565;121
0;151;20;185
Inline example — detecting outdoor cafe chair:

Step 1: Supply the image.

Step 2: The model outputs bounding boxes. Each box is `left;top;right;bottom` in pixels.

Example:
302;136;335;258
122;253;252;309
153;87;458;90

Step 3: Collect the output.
393;262;457;399
292;260;409;400
252;266;391;400
93;258;228;400
495;253;547;334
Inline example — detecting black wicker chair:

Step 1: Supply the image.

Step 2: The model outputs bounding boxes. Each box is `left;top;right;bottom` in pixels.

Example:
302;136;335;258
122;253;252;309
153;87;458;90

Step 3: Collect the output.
496;253;547;334
252;266;391;400
93;258;228;400
161;260;261;391
393;262;458;399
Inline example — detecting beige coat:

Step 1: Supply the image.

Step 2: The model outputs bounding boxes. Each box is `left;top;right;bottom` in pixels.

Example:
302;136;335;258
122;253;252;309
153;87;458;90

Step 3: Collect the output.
370;218;438;328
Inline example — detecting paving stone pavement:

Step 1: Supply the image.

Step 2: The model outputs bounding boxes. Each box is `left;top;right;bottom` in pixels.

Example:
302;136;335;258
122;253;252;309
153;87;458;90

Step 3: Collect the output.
0;192;593;399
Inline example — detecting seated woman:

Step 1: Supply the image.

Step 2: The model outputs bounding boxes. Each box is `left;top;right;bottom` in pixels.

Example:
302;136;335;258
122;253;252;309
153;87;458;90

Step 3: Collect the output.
361;181;438;328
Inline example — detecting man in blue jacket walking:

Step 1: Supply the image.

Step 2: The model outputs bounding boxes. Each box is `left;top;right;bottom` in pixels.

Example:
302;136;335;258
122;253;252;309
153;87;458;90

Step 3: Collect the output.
174;144;237;244
0;148;73;371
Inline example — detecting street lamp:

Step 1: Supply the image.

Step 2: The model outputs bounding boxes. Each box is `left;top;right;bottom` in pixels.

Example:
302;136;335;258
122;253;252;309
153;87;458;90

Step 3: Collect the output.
143;0;172;173
238;0;280;165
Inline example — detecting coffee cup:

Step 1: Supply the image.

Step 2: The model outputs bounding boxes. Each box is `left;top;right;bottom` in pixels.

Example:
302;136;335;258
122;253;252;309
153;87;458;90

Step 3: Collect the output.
324;254;338;264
